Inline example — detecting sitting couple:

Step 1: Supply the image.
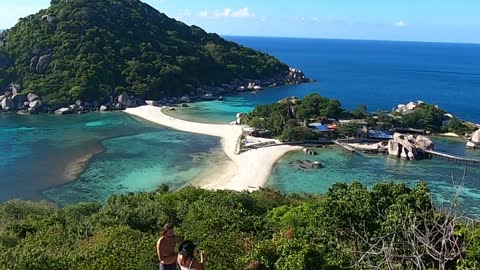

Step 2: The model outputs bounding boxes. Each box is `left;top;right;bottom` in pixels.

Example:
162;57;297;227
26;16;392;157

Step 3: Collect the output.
157;223;205;270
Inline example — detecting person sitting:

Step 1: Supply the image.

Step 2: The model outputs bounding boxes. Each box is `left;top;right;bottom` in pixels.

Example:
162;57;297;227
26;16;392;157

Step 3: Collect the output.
177;240;205;270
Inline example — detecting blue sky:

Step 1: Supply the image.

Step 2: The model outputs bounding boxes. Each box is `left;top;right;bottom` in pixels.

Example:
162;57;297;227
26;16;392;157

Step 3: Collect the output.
1;0;480;43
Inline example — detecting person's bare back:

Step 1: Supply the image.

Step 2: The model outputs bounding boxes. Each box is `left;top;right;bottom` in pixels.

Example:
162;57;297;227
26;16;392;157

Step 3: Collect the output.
157;223;183;270
157;235;181;264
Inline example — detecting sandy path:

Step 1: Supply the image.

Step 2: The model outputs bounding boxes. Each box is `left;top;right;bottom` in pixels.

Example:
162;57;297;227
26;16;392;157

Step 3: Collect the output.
125;106;302;191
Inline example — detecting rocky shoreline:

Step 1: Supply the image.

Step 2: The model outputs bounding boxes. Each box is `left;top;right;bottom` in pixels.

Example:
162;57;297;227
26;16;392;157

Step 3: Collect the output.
0;68;310;115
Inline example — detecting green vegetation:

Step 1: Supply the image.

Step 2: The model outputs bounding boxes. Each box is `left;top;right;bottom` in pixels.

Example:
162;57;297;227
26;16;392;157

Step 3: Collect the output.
0;0;288;106
243;94;476;140
242;94;345;141
0;182;478;269
399;104;446;132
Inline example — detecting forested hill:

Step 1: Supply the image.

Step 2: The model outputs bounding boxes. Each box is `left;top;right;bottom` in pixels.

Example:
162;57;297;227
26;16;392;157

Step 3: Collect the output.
0;0;289;106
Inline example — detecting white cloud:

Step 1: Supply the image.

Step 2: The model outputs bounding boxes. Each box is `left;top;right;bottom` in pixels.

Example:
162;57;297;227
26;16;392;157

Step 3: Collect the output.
394;20;407;28
200;7;255;19
231;8;255;18
217;8;232;17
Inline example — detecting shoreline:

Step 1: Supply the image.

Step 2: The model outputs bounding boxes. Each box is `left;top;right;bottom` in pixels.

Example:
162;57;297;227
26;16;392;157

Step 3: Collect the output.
125;105;303;191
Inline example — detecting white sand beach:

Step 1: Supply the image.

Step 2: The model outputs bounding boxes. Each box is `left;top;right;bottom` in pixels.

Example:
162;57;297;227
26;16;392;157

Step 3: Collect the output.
439;132;461;138
125;105;303;191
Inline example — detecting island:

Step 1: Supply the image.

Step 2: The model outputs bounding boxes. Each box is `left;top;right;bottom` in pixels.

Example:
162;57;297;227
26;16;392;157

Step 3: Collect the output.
0;0;307;114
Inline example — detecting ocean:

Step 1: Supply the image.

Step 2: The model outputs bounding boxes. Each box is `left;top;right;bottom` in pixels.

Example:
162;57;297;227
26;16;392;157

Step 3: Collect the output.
1;37;480;210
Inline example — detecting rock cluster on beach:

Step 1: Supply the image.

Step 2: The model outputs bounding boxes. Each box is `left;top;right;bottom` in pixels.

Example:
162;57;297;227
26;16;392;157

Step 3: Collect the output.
466;129;480;149
387;133;433;160
0;67;310;115
395;101;425;114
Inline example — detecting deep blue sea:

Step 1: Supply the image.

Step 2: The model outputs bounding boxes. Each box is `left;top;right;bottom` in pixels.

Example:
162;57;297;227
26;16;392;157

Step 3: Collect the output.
1;37;480;210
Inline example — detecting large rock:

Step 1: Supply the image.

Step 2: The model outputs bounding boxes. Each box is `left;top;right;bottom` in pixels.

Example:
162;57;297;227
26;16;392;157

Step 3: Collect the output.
1;97;13;110
12;94;27;109
10;83;21;95
41;14;57;24
472;129;480;144
55;107;73;115
36;55;52;73
179;96;190;103
145;100;157;106
100;105;109;111
27;93;41;102
3;91;11;98
28;100;42;109
30;56;39;72
406;101;418;111
117;91;132;107
415;135;434;150
285;68;308;84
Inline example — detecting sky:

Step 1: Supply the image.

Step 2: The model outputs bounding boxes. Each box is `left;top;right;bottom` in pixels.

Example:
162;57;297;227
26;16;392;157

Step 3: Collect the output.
1;0;480;43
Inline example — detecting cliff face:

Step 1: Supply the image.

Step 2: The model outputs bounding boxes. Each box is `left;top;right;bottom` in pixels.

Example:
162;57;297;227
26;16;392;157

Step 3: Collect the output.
0;0;291;107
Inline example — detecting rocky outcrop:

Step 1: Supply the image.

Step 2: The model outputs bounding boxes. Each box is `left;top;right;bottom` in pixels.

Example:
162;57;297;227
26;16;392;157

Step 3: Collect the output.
30;54;52;73
30;56;39;72
414;135;434;150
55;107;73;115
41;14;57;24
285;68;308;84
395;101;424;114
2;64;310;115
28;101;43;114
41;14;58;31
0;96;14;111
289;160;322;171
117;91;134;108
12;94;27;110
36;55;52;73
388;133;434;160
27;93;41;102
99;105;109;112
472;130;480;144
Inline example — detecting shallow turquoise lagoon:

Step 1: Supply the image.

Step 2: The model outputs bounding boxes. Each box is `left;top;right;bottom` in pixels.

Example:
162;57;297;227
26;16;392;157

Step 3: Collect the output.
43;130;223;205
0;112;222;204
267;144;480;215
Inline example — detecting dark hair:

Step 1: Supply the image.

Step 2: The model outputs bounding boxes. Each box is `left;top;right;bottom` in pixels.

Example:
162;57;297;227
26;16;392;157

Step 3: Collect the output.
162;223;174;235
178;240;196;260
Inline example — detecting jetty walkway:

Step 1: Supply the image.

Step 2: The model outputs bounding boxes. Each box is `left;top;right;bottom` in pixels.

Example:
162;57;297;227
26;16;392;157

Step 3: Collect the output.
423;149;480;167
334;140;356;154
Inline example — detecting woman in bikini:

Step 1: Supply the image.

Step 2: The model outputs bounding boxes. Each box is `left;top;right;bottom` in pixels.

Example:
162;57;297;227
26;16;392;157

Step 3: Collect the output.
177;240;205;270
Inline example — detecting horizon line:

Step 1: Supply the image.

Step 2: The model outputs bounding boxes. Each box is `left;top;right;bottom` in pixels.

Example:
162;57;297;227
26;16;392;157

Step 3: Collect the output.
221;34;480;46
2;27;480;46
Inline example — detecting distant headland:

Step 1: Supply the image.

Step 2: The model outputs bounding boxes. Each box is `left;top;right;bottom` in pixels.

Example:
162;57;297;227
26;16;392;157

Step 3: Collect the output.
0;0;309;115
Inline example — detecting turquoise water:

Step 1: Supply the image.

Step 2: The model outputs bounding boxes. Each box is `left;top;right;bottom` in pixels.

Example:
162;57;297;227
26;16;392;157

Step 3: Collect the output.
0;112;222;203
267;141;480;214
43;130;224;205
2;37;480;209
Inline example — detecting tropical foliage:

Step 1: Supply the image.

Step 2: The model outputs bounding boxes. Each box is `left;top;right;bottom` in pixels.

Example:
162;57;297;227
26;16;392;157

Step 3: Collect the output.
0;0;288;106
0;182;478;269
242;94;345;141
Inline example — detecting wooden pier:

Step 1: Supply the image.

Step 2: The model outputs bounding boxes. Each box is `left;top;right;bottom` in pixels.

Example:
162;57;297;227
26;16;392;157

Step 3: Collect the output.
334;140;356;154
423;150;480;167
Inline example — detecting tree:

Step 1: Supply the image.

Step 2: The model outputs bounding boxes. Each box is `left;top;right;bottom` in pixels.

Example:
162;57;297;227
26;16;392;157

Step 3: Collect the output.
351;104;368;119
447;118;469;135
